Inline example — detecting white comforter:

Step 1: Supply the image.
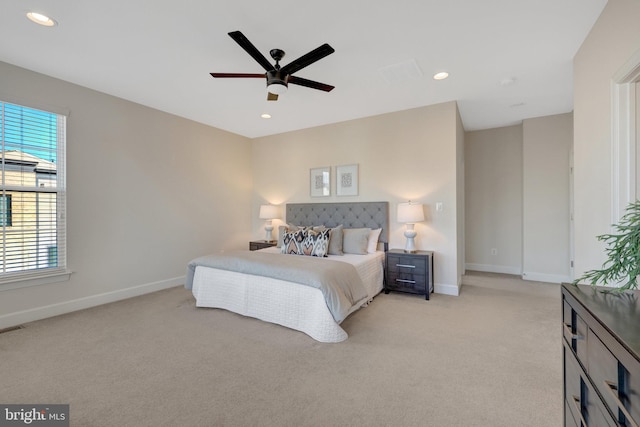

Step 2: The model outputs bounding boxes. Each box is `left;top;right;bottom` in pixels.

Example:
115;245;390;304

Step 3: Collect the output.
190;247;385;342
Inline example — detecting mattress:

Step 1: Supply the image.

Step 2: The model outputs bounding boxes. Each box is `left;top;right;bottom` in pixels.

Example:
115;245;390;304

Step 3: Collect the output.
191;248;385;342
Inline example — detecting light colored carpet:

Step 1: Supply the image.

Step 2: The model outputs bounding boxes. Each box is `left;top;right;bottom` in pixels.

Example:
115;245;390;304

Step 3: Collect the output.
0;271;562;426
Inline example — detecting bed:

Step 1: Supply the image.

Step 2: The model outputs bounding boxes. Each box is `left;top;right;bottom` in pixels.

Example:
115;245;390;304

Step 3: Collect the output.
186;202;389;342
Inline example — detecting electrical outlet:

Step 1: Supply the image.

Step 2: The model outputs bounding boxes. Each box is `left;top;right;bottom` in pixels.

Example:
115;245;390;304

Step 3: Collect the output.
491;248;498;256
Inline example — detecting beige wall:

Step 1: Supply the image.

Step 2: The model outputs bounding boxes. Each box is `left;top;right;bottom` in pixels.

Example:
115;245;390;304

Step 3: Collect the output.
251;102;463;295
465;125;523;274
465;114;572;282
573;0;640;277
0;61;252;327
522;113;572;283
456;106;465;285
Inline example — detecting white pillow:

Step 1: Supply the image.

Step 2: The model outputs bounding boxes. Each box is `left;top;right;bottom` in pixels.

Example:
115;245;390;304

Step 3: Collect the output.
367;228;382;253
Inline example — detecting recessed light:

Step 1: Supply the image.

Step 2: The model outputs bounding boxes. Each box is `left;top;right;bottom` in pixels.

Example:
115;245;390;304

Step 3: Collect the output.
27;12;57;27
433;72;449;80
261;113;271;119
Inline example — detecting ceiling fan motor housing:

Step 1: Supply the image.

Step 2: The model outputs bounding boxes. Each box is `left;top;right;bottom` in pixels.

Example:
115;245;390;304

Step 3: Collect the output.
266;70;288;94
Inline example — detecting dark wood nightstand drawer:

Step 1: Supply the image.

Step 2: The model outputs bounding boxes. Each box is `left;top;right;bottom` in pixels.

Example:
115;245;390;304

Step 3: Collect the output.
387;272;427;293
386;254;427;273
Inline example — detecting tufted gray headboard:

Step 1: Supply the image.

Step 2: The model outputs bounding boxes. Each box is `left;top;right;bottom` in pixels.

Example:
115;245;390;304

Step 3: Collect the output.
286;202;389;243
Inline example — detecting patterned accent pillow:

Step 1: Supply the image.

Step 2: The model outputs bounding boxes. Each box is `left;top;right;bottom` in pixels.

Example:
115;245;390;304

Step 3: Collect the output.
281;229;307;254
300;228;331;257
277;224;305;248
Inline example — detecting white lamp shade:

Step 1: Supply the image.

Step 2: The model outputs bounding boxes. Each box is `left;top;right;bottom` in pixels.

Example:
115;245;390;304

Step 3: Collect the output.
259;204;280;220
397;202;424;224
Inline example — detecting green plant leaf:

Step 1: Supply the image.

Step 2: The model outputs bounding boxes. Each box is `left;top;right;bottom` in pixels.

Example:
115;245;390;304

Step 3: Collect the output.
574;200;640;292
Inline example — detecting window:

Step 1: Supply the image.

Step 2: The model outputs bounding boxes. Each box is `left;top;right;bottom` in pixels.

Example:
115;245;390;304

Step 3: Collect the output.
0;195;11;227
1;101;66;282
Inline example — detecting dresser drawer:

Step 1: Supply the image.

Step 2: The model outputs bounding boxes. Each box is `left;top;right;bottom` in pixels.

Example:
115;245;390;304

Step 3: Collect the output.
565;344;583;424
563;298;588;368
589;330;640;427
588;331;620;423
565;343;617;427
627;359;640;427
565;398;579;427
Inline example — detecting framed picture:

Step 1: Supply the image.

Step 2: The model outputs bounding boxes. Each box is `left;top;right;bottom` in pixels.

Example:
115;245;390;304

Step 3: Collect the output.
336;164;358;196
310;167;330;197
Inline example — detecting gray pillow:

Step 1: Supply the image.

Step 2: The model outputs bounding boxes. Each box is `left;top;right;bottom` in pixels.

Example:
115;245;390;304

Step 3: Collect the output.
342;228;371;255
328;224;344;255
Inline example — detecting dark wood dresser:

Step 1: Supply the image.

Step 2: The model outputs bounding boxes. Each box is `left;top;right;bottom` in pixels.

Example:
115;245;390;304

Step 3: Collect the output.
562;283;640;426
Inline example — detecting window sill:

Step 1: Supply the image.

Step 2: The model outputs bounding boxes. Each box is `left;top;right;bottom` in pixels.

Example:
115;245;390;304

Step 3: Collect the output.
0;270;72;291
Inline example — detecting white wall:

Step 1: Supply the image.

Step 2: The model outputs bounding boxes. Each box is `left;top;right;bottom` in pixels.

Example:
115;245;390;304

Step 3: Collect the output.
0;61;252;328
522;113;572;283
251;102;463;295
573;0;640;278
465;125;523;275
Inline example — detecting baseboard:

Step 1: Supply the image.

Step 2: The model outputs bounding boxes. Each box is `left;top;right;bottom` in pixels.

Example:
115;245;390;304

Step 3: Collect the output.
0;276;185;330
435;282;460;296
465;263;521;276
521;271;570;284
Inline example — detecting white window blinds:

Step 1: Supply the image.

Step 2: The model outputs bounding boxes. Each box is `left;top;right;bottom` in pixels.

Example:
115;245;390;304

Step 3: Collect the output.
0;101;66;282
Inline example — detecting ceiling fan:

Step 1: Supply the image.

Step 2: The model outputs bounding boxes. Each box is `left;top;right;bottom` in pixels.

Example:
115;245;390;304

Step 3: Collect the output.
210;31;335;101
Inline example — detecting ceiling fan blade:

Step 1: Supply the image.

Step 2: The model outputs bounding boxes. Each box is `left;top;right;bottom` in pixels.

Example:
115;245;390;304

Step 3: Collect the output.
280;43;335;76
210;73;265;78
228;31;275;72
267;92;278;101
288;76;334;92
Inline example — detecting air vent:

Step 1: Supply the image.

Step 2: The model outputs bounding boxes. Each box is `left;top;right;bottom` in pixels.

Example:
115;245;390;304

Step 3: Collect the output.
378;59;423;84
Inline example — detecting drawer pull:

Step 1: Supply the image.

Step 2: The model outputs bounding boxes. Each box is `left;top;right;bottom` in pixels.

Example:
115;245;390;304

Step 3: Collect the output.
395;279;416;284
603;380;640;427
571;395;588;427
396;264;416;269
563;323;584;340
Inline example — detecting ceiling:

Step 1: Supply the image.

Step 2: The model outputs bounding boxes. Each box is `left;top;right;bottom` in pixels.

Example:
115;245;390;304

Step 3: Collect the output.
1;0;607;139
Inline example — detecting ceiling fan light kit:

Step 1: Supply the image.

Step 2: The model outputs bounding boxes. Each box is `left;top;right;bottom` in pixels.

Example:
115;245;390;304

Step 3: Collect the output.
211;31;334;101
266;69;288;94
267;82;287;95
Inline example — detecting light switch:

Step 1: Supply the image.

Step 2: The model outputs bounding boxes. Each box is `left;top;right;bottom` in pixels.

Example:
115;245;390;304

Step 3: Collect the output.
436;202;443;212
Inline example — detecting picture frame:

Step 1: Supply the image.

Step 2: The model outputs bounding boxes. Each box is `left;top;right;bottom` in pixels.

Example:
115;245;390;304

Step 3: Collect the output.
336;164;358;196
310;167;330;197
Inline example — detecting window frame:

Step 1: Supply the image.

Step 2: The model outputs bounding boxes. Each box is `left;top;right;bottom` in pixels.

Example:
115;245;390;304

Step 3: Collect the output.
0;100;70;290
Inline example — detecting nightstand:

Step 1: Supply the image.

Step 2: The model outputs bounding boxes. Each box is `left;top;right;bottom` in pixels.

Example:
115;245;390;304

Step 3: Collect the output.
385;249;434;300
249;240;277;251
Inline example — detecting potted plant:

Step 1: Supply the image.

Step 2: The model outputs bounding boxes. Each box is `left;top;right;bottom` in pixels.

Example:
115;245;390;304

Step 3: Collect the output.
574;200;640;292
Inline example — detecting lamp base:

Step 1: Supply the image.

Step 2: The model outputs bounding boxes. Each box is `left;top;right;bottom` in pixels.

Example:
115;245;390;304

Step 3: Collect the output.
264;222;274;242
403;229;418;253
